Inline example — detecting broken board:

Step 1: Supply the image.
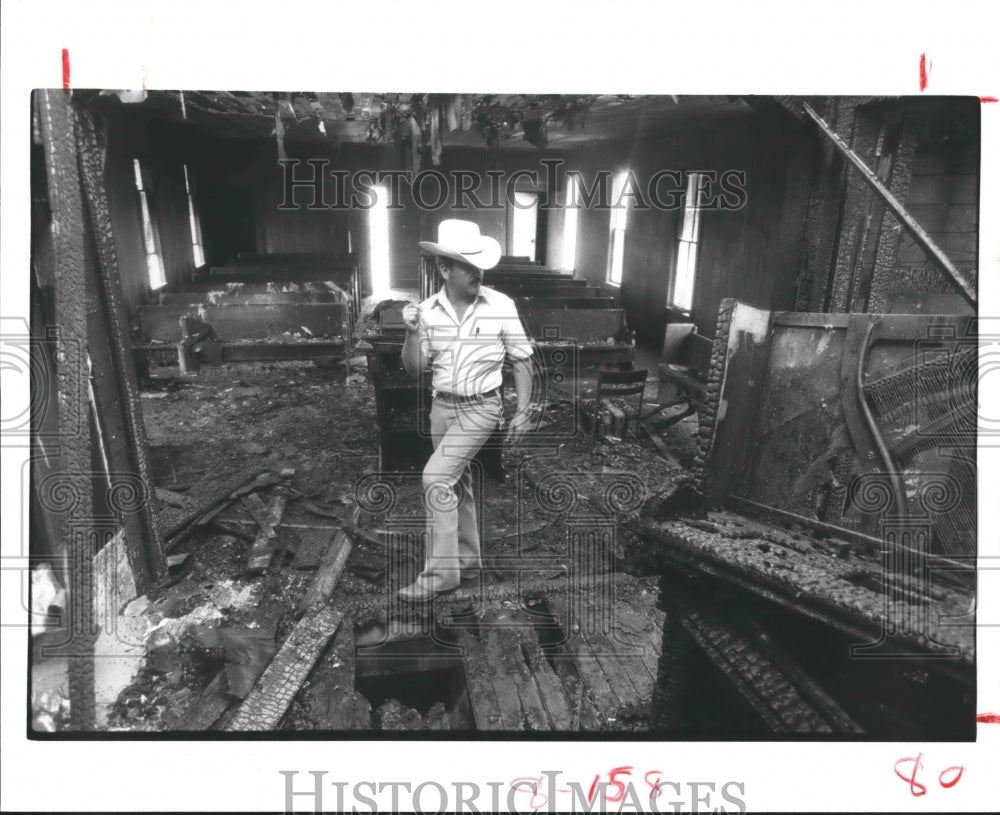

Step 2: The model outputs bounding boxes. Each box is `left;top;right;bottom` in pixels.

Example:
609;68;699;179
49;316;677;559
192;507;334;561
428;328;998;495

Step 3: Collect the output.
225;605;343;731
454;607;573;731
546;588;663;722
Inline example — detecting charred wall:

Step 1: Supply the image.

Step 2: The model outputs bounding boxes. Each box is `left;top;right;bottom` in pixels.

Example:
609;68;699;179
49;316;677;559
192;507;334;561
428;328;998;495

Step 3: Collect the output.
797;96;979;316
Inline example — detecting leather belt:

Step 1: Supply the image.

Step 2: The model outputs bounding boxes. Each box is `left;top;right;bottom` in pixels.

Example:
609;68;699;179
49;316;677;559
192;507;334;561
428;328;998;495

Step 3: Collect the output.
433;387;501;404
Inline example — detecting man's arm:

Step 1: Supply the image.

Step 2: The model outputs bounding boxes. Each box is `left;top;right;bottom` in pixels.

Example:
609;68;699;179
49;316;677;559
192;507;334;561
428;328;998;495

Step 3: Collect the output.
400;303;423;376
506;355;536;444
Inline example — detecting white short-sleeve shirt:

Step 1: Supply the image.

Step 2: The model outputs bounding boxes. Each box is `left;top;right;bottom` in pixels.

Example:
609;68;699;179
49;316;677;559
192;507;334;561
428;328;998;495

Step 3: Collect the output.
417;285;533;397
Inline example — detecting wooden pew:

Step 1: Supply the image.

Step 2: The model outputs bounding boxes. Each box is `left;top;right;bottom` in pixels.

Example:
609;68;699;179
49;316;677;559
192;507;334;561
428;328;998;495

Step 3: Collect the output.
197;253;361;314
485;273;576;286
486;269;569;277
495;283;602;300
160;291;340;306
516;296;617;311
522;307;634;371
133;302;352;377
138;303;350;343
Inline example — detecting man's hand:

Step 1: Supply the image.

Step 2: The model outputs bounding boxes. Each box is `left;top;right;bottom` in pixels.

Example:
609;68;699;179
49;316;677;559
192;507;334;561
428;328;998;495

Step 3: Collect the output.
506;408;534;444
401;303;421;333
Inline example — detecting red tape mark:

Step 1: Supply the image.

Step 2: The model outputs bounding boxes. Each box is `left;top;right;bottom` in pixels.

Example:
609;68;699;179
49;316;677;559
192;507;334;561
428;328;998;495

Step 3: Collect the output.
980;96;999;103
976;713;1000;724
919;53;929;92
62;48;70;89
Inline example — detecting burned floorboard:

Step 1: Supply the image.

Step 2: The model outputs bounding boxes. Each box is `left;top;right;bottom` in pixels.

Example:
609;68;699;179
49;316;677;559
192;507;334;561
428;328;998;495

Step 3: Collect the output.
455;606;573;731
546;587;663;723
225;605;343;731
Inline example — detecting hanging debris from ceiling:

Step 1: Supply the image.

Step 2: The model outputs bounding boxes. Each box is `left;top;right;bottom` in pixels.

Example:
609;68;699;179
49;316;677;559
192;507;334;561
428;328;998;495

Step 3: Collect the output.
273;93;287;162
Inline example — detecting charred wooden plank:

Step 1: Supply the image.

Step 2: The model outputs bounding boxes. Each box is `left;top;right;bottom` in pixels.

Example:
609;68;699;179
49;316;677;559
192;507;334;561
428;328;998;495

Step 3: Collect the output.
224;605;343;731
243;493;287;574
158;470;266;541
155;487;199;509
516;625;574;729
456;626;522;731
495;625;550;730
245;494;287;575
295;530;353;617
242;493;277;536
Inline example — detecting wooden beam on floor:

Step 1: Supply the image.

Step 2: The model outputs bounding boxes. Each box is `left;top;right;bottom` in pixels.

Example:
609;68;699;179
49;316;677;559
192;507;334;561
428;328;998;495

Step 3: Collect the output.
454;608;575;731
245;494;287;574
295;529;353;618
157;470;266;540
225;605;343;732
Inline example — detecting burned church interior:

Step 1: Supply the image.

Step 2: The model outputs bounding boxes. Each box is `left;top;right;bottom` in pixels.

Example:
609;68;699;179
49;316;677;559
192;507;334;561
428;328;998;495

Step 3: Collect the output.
27;90;979;738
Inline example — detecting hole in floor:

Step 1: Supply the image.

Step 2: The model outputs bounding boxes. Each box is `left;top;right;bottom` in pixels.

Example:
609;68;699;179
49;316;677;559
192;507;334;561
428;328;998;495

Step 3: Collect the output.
353;619;474;731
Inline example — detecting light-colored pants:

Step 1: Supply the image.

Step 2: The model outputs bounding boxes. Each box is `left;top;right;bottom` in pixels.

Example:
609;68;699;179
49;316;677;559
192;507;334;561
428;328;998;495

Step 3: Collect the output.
416;394;503;592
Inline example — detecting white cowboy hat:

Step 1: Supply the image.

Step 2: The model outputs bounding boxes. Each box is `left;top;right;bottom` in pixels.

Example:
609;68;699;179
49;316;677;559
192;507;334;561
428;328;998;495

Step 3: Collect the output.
418;219;501;271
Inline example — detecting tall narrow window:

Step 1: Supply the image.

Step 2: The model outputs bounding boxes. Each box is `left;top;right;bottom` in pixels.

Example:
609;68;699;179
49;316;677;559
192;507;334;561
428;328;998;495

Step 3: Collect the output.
671;172;707;311
562;174;579;272
132;159;166;290
511;191;539;260
606;170;630;286
182;164;205;268
369;184;391;298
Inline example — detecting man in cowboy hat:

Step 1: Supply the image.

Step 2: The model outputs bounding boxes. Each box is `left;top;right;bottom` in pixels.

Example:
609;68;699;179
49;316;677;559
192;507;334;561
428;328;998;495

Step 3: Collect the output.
398;219;537;602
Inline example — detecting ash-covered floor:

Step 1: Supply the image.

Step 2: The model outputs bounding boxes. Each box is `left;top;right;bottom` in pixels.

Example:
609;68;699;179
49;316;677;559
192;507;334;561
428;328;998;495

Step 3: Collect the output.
32;309;701;733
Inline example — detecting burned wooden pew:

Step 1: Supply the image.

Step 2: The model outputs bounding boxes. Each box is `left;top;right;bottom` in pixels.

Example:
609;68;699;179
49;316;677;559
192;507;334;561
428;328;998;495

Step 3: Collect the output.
159;290;341;306
485;270;574;282
133;301;352;376
197;252;362;314
515;295;617;312
491;277;591;292
522;306;634;374
632;298;977;738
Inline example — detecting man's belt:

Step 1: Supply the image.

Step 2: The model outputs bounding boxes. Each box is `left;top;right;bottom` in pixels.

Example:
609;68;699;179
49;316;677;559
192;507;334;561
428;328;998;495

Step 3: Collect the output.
433;387;501;404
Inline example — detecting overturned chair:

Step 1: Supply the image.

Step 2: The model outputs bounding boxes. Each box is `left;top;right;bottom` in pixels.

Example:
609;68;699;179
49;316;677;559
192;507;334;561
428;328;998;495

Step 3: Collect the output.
586;368;649;441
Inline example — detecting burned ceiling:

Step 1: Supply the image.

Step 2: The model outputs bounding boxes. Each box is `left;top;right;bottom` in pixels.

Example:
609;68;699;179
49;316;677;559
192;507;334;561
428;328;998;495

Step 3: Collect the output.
85;90;756;154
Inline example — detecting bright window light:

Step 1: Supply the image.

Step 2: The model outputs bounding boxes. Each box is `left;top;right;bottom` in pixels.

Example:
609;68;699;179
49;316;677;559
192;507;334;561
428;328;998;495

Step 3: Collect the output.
369;185;391;298
607;170;630;286
671;172;706;311
562;174;579;272
511;192;539;260
183;164;205;268
133;158;166;290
